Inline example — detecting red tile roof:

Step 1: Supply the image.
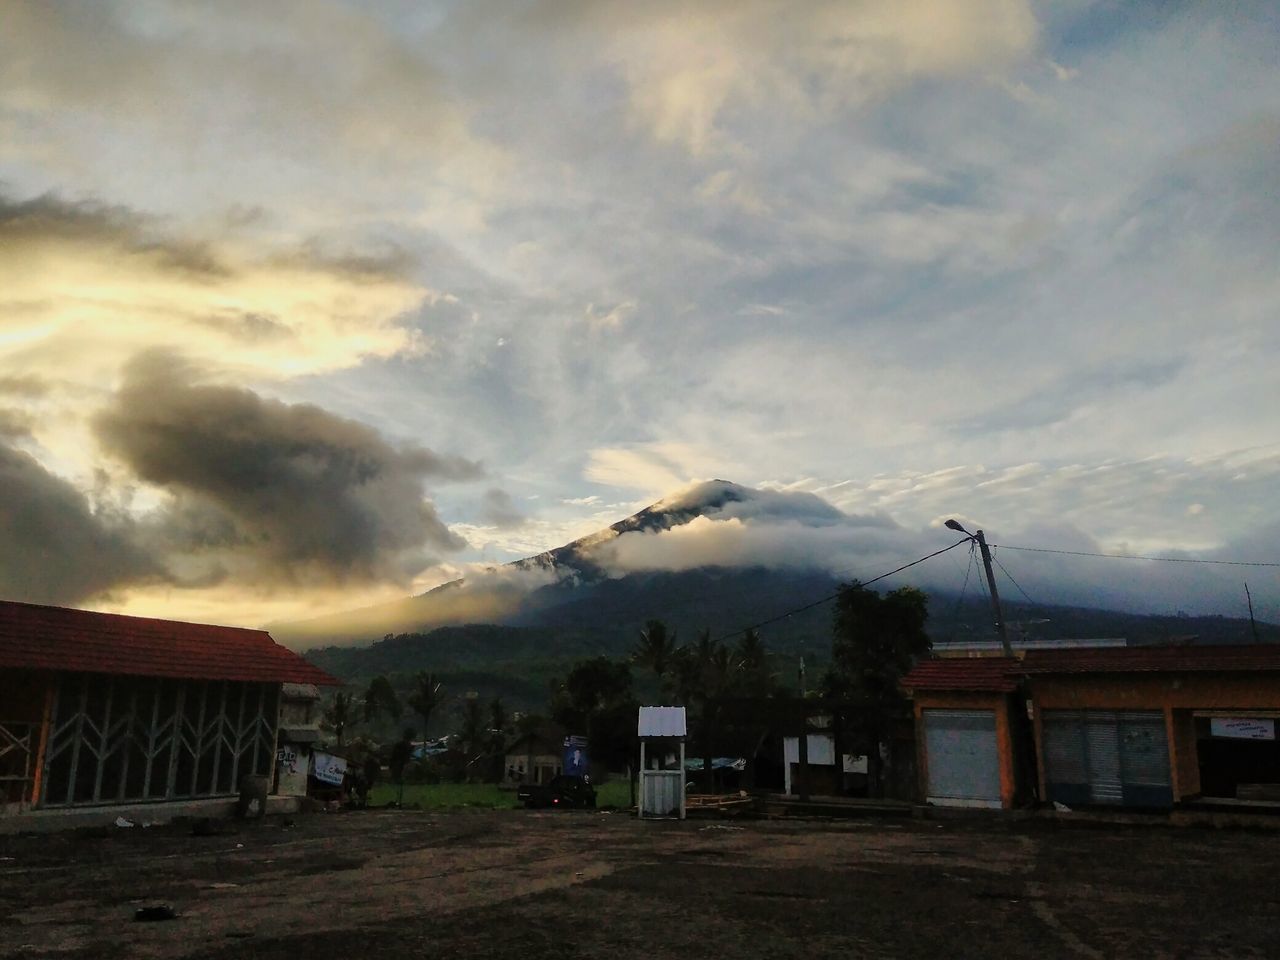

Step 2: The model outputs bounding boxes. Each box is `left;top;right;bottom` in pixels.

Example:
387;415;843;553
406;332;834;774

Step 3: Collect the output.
901;657;1020;693
1018;644;1280;675
0;600;339;685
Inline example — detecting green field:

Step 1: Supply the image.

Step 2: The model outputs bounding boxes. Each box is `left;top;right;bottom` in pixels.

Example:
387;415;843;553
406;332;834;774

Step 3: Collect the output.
369;779;634;810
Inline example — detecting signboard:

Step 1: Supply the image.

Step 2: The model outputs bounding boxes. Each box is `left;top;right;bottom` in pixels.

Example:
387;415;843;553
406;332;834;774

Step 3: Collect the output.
563;735;589;776
1210;717;1275;741
311;751;349;785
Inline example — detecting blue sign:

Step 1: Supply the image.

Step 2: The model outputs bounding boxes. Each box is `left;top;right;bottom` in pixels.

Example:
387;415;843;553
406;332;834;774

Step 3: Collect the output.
563;735;589;776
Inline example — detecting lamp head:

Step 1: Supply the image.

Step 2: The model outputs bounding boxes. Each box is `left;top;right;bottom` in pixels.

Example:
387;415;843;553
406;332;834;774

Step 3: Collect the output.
944;518;969;534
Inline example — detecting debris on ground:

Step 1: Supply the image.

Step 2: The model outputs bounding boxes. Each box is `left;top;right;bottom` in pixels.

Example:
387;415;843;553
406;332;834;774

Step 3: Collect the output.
133;905;177;922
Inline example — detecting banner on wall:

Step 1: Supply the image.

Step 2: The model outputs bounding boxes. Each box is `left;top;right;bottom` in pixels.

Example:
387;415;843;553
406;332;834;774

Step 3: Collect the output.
1210;717;1275;741
311;751;349;785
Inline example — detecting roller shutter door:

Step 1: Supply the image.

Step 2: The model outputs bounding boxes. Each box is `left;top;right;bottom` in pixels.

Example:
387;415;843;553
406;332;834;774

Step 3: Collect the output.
923;709;1001;806
1042;710;1172;808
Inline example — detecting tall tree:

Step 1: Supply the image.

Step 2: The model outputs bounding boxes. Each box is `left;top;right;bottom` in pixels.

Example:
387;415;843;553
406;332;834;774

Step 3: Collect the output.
362;675;401;724
670;630;735;791
323;691;351;746
407;671;445;739
829;582;930;797
549;657;637;772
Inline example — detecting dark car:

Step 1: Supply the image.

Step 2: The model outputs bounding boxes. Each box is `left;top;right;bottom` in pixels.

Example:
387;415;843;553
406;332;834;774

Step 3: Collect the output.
517;774;596;809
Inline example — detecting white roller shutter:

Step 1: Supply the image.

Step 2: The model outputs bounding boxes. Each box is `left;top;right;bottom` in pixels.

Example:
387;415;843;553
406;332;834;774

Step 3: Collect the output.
923;708;1001;807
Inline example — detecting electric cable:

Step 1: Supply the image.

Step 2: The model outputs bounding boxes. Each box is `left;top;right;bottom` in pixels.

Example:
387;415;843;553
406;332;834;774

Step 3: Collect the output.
714;537;971;644
990;544;1280;567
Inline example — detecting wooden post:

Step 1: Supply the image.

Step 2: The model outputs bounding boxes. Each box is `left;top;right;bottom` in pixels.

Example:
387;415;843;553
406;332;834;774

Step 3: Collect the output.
797;704;810;802
29;681;55;809
638;739;647;817
679;739;686;820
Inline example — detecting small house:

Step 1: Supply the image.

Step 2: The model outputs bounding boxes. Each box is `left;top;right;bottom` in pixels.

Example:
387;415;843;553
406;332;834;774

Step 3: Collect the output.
503;722;566;787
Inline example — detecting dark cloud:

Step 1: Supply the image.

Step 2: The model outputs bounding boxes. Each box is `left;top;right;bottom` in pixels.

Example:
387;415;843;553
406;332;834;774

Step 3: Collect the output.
0;191;231;279
196;312;295;343
93;352;481;588
0;375;50;398
0;409;34;440
0;191;417;287
480;488;527;529
0;442;161;604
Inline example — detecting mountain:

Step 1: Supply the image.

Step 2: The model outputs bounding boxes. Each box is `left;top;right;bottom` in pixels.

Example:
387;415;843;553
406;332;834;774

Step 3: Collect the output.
284;480;1277;706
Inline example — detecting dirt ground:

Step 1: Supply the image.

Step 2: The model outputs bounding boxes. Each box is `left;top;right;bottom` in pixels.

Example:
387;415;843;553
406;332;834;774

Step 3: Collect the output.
3;808;1279;960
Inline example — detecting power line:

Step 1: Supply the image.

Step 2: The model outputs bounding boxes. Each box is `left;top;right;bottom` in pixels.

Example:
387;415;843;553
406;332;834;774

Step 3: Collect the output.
992;553;1037;607
991;544;1280;568
940;542;977;646
715;537;971;644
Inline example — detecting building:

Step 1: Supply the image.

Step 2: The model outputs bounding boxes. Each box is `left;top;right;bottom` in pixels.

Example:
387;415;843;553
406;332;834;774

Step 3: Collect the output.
781;733;867;796
903;644;1280;810
275;683;324;797
902;657;1026;809
502;722;567;787
0;600;337;820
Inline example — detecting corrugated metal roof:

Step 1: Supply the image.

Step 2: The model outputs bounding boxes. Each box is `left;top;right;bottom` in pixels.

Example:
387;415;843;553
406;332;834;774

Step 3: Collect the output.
638;705;687;737
1018;644;1280;675
0;599;339;685
901;657;1020;692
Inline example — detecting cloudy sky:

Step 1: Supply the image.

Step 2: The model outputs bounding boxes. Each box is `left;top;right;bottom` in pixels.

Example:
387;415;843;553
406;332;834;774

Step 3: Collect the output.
2;0;1278;629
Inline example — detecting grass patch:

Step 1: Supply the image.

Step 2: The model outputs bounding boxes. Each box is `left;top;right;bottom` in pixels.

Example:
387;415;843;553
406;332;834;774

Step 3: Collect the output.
369;779;637;810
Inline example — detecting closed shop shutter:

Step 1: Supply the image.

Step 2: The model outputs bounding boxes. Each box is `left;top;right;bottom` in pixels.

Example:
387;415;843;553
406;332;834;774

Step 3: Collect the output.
1042;711;1090;806
923;709;1001;806
1117;712;1172;806
1085;712;1123;803
1042;709;1172;808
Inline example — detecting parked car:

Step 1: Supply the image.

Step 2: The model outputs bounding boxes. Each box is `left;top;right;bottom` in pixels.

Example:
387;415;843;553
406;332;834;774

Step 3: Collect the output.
517;774;596;809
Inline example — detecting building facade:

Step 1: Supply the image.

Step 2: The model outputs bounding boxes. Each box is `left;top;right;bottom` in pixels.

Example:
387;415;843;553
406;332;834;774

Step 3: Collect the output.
904;645;1280;810
1;600;336;817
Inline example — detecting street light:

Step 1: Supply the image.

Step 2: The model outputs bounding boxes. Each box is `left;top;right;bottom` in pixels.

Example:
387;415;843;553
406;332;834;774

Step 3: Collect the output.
945;519;1012;657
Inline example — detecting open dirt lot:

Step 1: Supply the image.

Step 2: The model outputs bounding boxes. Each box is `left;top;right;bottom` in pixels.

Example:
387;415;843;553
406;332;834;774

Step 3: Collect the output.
3;808;1279;960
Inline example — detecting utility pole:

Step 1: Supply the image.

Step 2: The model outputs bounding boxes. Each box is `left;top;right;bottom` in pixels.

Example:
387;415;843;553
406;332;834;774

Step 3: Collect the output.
945;520;1012;657
974;530;1012;657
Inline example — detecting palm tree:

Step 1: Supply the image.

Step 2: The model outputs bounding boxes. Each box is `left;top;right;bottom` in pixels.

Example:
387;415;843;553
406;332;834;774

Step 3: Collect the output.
407;671;445;739
631;620;679;695
458;697;487;781
734;629;775;697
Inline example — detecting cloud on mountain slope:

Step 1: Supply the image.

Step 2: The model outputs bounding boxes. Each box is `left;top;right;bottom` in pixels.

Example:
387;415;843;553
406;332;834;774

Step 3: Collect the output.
589;481;1280;623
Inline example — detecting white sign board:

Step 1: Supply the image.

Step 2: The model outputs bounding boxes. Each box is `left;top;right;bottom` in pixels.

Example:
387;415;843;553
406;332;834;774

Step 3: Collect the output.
1210;717;1275;741
311;751;349;785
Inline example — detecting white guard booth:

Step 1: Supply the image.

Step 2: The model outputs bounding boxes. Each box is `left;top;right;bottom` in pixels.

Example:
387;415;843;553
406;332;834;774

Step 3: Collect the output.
638;706;687;820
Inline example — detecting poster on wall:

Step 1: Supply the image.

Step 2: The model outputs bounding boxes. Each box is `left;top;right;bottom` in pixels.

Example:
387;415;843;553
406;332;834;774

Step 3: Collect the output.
563;735;589;776
1210;717;1275;741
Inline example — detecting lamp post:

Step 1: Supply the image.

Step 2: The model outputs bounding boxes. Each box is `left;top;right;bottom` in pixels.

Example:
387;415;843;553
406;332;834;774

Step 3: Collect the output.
945;519;1013;657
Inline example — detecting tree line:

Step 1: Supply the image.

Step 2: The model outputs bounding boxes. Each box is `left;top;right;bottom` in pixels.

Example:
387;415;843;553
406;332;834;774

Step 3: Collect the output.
320;580;929;796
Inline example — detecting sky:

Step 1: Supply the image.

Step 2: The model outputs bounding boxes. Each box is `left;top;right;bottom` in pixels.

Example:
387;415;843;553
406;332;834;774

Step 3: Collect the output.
2;0;1278;631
